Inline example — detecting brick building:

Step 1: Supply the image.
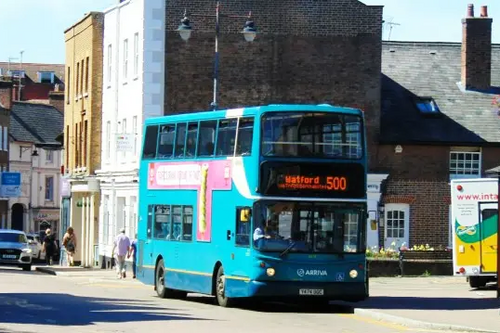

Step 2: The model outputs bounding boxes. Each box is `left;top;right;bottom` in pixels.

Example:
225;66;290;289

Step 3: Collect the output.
0;81;12;228
165;0;383;166
0;62;65;104
376;4;500;249
63;12;104;267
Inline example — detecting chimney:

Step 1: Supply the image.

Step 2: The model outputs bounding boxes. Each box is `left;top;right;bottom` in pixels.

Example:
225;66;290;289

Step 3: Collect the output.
49;89;65;113
0;80;13;110
461;4;493;91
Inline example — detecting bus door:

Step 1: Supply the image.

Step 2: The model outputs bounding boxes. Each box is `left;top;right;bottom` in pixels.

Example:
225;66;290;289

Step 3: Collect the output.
139;205;155;282
228;207;253;281
479;202;498;274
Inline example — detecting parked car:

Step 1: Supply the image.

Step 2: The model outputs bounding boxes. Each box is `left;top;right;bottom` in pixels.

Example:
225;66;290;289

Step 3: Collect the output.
26;233;44;261
0;229;32;271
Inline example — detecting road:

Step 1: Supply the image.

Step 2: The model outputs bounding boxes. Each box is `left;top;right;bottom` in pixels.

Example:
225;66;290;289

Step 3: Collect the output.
0;267;460;333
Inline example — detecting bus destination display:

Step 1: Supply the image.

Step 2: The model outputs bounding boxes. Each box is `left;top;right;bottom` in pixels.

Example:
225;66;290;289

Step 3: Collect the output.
259;162;365;198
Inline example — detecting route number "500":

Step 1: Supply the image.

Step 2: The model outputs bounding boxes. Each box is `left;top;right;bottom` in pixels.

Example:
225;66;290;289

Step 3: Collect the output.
326;177;347;190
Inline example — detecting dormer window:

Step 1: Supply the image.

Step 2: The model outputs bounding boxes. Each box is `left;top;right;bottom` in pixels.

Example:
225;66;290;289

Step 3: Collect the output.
38;71;55;84
415;97;440;115
9;70;25;78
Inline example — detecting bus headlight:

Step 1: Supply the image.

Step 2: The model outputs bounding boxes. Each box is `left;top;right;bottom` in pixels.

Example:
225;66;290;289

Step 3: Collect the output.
349;270;358;278
266;267;276;277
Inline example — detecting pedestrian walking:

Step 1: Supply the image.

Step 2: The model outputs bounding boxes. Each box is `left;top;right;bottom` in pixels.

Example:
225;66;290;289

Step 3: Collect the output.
128;233;138;279
113;228;130;279
62;226;77;266
42;228;57;266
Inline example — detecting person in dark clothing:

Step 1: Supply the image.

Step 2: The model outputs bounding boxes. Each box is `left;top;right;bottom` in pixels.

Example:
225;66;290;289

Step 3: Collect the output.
43;229;57;266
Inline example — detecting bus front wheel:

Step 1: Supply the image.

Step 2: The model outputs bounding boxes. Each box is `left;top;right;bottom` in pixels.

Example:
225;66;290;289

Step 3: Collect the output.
215;266;235;308
155;259;187;299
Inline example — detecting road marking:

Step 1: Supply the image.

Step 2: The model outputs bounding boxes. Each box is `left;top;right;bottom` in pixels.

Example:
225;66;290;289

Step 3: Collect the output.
339;314;445;332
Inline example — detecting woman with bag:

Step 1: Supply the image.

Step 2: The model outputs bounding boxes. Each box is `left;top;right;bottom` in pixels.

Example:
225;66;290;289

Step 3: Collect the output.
62;226;77;266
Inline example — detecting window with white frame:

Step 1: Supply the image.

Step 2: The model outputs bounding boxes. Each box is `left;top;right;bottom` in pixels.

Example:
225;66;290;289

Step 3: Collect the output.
123;39;128;80
122;118;127;159
384;203;410;249
133;32;139;77
45;150;53;163
449;147;481;178
107;44;112;85
132;116;138;156
45;176;54;201
106;121;111;161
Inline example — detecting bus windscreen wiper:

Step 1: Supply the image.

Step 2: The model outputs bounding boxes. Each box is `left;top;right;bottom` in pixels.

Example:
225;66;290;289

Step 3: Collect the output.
279;241;296;257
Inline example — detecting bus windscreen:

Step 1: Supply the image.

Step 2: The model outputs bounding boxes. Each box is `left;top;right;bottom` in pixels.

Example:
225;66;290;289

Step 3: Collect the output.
261;112;363;159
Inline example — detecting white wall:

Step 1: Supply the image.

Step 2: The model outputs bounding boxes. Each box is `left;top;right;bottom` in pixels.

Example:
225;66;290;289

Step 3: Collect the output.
98;0;165;260
8;142;62;232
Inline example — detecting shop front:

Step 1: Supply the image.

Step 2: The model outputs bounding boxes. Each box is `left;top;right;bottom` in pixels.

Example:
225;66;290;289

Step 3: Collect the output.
33;208;60;241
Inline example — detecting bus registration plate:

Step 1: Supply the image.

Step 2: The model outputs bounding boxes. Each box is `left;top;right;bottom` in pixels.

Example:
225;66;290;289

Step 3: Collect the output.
299;289;324;296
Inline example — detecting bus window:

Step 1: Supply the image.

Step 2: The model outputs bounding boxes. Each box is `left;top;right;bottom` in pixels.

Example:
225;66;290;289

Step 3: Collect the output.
197;120;217;157
154;205;171;240
216;119;237;156
236;207;251;246
185;122;198;158
172;206;182;240
175;123;186;158
157;124;175;158
142;125;159;159
236;117;254;156
182;206;193;241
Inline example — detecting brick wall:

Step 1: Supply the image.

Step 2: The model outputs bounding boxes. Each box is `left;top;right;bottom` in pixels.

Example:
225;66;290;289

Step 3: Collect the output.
64;12;104;175
49;91;64;113
0;81;12;110
378;144;500;247
165;0;383;168
461;7;492;91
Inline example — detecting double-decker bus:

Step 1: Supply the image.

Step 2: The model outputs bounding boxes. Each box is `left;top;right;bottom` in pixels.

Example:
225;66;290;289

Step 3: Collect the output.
137;104;368;307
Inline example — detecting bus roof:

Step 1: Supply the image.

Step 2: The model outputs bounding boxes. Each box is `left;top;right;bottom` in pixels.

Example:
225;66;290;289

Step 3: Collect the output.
144;103;364;125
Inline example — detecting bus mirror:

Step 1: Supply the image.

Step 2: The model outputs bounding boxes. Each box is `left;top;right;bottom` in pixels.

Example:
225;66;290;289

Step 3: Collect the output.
240;208;252;222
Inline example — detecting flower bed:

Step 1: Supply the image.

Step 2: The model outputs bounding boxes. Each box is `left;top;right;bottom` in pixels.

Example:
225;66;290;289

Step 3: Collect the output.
366;243;453;277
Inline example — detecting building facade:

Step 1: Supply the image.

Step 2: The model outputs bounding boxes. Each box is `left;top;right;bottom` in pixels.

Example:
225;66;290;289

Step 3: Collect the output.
96;0;166;269
374;5;500;249
64;12;104;267
0;81;12;228
7;102;63;237
0;62;65;103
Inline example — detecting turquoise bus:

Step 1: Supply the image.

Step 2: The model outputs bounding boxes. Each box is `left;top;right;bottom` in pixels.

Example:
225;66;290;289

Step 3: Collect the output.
137;104;368;307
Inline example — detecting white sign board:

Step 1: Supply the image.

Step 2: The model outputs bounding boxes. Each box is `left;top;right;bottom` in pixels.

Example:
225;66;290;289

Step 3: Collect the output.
116;134;135;152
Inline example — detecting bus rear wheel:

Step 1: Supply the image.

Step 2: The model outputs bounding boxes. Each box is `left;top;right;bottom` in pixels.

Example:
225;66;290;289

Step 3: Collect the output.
155;259;187;299
215;266;235;308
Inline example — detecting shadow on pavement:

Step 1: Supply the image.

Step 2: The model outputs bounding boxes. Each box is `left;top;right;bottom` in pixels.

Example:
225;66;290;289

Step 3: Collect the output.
352;295;498;310
0;293;211;326
182;294;354;314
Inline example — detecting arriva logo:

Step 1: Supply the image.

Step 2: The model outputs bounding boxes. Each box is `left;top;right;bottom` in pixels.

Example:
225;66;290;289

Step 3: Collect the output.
297;269;327;277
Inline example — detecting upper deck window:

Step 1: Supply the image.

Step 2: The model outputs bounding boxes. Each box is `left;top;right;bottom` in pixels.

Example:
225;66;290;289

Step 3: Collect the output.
261;112;363;159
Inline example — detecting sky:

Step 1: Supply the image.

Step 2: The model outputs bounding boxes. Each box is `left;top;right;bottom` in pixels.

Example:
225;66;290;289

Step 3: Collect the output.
0;0;499;64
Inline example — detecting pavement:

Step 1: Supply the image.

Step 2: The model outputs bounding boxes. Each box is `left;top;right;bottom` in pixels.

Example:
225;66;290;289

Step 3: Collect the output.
31;265;500;333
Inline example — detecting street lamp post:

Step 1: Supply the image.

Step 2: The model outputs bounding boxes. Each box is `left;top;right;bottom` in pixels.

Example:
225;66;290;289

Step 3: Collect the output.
28;148;38;234
176;1;257;111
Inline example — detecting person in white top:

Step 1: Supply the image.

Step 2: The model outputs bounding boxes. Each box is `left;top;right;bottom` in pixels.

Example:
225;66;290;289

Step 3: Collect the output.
113;228;131;279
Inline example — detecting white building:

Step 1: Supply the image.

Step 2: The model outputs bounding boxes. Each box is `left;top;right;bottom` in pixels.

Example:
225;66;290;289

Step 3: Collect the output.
96;0;165;268
7;102;63;237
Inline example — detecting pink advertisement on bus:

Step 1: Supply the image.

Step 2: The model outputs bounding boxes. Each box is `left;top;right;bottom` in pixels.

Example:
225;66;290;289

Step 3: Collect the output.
148;160;233;242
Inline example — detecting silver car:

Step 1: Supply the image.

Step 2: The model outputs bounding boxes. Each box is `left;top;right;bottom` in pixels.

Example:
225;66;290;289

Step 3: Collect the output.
0;229;33;271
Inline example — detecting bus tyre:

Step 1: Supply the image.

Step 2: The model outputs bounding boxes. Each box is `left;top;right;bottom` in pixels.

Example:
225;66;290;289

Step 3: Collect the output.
155;259;168;298
215;266;235;308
